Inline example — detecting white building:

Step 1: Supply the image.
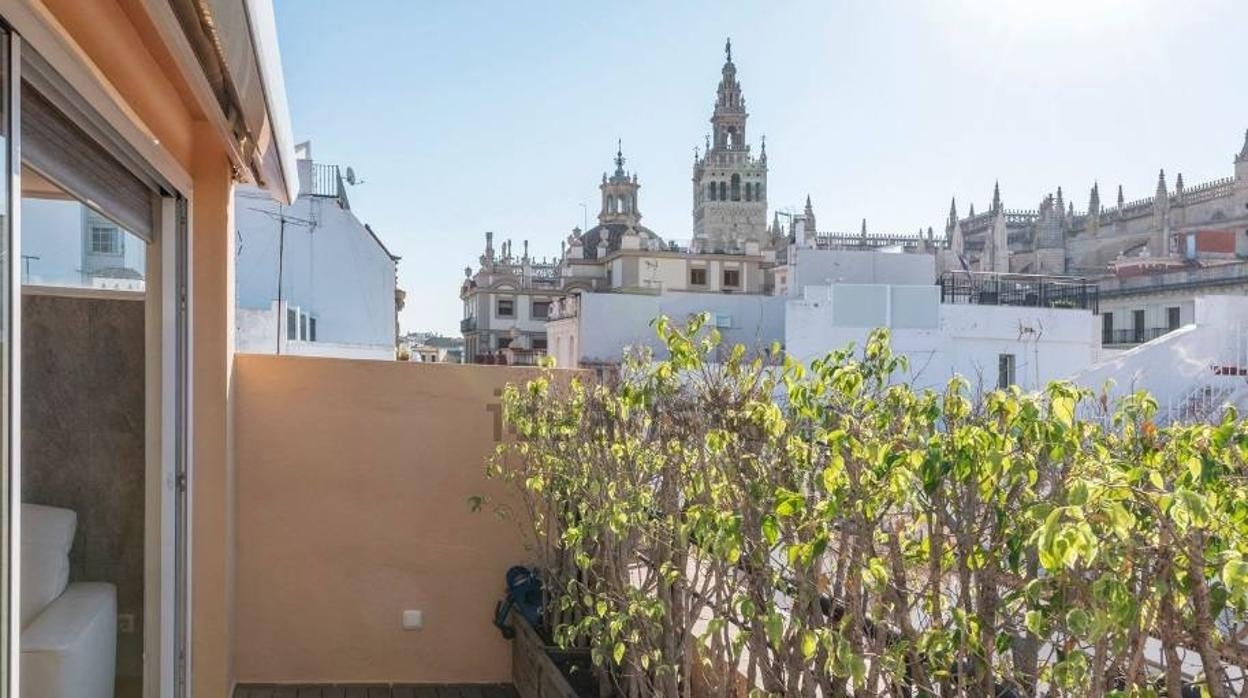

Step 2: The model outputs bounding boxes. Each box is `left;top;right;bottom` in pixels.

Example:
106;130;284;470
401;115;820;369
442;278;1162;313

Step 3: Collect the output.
236;142;400;360
550;247;1102;391
546;291;786;370
787;283;1099;393
1074;295;1248;424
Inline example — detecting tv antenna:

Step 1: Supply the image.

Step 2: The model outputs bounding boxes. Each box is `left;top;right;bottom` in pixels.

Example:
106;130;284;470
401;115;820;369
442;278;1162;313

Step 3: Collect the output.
345;166;365;186
249;206;312;354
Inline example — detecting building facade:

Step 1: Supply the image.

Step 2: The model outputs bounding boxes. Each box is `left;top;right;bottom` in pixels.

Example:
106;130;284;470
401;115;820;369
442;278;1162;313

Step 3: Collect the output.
942;135;1248;276
236;142;400;360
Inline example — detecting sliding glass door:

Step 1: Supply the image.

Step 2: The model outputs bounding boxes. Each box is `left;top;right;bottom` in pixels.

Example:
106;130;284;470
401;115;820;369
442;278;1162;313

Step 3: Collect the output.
0;26;15;698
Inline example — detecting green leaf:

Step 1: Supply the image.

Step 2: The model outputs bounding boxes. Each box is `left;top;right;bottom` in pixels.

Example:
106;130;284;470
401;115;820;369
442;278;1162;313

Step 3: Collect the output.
761;514;779;547
800;631;817;659
1052;395;1075;427
613;642;625;665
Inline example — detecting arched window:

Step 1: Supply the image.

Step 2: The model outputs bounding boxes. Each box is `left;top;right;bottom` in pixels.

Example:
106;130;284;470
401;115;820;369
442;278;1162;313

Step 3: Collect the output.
727;127;737;149
744;181;752;202
731;174;741;201
707;182;716;201
719;181;727;201
608;196;617;214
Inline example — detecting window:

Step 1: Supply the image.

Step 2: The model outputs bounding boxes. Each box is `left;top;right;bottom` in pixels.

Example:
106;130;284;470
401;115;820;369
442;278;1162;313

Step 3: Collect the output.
533;337;548;351
997;354;1016;389
90;225;120;254
707;182;716;201
731;174;741;201
1166;306;1181;331
287;308;297;340
299;313;307;340
1132;309;1145;343
690;268;707;286
1102;312;1114;344
309;317;317;342
497;298;515;317
744;181;752;202
531;300;551;319
723;268;740;287
497;336;512;350
718;181;726;201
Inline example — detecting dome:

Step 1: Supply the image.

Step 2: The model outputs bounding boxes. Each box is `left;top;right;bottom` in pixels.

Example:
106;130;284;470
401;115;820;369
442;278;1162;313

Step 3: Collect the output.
576;223;664;260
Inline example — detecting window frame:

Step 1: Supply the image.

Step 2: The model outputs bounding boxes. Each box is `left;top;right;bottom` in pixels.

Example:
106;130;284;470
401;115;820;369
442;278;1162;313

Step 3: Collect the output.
496;297;515;318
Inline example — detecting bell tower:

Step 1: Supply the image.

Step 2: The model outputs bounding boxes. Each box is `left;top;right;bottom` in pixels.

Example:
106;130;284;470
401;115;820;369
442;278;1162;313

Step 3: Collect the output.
599;140;641;227
692;39;768;253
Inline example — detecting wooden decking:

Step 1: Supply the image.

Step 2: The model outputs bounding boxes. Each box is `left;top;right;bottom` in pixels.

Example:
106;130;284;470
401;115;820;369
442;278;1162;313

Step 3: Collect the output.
233;685;518;698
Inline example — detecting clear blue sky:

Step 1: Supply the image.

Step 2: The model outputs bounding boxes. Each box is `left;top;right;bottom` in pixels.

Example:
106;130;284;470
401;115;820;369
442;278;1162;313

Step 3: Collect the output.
272;0;1248;336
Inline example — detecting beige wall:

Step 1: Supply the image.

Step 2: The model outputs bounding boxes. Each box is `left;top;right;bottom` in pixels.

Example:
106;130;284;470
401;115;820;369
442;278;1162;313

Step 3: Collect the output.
190;121;238;698
233;357;554;684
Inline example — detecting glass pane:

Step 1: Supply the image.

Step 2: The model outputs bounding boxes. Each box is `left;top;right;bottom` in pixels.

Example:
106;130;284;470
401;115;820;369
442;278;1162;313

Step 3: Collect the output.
0;27;11;698
20;166;145;292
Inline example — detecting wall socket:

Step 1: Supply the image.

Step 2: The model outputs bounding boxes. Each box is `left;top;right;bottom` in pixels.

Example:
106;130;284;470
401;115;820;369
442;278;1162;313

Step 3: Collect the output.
401;609;423;630
118;613;136;634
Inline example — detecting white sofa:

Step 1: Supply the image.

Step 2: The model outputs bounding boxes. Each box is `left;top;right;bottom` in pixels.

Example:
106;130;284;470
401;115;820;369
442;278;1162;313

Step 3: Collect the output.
20;503;116;698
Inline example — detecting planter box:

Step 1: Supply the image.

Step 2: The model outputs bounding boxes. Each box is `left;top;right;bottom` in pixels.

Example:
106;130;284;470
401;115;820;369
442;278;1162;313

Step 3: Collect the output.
511;612;590;698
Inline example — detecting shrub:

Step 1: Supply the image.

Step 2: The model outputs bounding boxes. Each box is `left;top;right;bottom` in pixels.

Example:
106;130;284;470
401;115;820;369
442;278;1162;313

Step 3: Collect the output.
488;315;1248;697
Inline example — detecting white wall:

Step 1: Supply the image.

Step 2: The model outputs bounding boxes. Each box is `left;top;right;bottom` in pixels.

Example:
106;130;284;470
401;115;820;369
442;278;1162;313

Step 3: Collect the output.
786;247;935;296
569;292;786;366
236;184;396;350
237;305;396;360
787;286;1099;393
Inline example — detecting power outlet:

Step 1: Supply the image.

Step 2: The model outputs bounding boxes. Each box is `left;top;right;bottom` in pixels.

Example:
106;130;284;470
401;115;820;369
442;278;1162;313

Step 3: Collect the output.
401;609;423;630
118;613;136;634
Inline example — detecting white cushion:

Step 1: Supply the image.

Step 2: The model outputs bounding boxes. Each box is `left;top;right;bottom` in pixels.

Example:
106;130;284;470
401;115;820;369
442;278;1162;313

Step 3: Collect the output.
21;582;117;698
20;504;77;628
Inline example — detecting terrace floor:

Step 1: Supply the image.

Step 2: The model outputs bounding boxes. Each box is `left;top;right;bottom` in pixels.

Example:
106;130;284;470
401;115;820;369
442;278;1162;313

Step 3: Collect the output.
233;685;518;698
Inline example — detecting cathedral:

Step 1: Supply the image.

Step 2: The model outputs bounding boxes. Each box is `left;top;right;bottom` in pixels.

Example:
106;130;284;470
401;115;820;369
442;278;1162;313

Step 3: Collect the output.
942;132;1248;276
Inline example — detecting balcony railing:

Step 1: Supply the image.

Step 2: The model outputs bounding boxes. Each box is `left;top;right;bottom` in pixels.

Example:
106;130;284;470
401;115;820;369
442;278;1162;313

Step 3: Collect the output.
308;163;343;198
939;271;1099;312
460;317;476;333
1103;327;1175;346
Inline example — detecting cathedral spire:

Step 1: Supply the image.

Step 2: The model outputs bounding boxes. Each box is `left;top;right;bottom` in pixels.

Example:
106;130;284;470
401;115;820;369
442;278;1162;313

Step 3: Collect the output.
1237;128;1248;164
725;37;732;64
991;181;1002;213
947;197;958;233
1155;169;1167;200
860;218;868;238
1117;184;1125;208
1088;182;1100;215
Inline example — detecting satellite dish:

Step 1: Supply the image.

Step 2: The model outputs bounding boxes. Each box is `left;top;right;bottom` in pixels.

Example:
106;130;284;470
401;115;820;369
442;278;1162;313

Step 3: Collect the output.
345;166;357;185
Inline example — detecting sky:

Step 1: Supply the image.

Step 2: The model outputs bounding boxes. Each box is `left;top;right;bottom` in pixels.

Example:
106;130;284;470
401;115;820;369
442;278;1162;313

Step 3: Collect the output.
272;0;1248;336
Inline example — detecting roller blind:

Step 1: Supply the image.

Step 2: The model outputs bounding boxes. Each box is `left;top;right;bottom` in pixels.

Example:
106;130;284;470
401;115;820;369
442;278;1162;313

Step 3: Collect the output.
20;81;156;242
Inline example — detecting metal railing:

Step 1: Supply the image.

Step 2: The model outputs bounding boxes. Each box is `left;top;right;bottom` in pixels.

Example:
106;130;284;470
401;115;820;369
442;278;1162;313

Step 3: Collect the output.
938;271;1099;312
309;163;343;198
1102;327;1173;345
460;317;476;333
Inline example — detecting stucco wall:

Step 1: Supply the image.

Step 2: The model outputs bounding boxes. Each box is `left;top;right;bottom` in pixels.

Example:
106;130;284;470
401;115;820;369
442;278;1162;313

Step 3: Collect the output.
573;291;786;366
786;248;936;295
233;357;557;684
